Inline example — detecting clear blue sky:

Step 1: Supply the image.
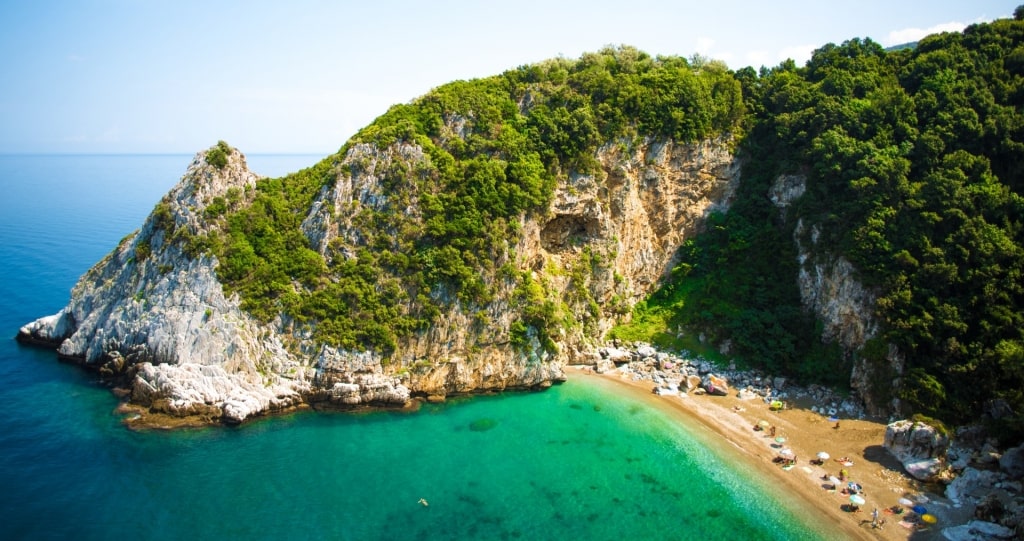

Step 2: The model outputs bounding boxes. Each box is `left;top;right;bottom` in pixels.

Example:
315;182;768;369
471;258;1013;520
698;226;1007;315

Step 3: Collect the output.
0;0;1017;155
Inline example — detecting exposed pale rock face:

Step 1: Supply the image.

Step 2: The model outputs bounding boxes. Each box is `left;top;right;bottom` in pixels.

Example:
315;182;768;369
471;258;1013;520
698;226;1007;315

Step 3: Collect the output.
18;148;407;425
794;218;879;352
769;173;806;220
791;215;900;415
884;419;950;481
19;136;741;426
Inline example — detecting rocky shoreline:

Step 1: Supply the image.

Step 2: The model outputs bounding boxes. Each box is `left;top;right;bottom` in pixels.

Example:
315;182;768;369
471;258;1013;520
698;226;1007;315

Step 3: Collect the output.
586;341;866;419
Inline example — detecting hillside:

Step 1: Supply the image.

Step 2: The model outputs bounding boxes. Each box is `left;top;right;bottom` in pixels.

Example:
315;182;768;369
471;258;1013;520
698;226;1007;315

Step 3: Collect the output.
622;16;1024;437
17;16;1024;435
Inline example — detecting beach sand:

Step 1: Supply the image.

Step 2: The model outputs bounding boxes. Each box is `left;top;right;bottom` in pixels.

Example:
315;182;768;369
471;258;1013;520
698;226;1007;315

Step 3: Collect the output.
571;366;948;541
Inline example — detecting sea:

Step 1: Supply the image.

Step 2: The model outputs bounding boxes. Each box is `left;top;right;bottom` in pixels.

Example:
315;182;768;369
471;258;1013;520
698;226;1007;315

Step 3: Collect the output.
0;154;831;541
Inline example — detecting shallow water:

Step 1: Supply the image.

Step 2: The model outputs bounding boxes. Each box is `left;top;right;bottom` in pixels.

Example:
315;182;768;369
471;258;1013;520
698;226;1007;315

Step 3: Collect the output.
0;155;828;540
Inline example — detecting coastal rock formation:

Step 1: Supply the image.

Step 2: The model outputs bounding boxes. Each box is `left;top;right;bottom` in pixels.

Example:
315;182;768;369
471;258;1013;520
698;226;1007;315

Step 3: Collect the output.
18;136;741;426
884;419;950;481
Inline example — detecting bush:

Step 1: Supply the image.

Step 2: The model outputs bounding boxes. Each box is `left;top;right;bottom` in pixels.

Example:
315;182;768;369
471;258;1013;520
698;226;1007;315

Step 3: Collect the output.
205;140;231;169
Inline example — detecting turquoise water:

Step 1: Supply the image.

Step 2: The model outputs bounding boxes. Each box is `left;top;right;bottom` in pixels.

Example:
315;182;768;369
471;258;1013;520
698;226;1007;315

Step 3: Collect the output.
0;155;829;540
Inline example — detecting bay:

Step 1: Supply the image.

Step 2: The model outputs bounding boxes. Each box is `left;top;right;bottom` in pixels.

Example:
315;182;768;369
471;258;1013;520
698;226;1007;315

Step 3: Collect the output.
0;154;828;540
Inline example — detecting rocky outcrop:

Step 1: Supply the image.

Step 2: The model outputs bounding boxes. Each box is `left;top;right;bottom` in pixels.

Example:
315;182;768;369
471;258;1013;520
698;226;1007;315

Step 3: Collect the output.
942;520;1019;540
18;135;741;426
884;419;951;481
791;207;896;416
17;147;409;425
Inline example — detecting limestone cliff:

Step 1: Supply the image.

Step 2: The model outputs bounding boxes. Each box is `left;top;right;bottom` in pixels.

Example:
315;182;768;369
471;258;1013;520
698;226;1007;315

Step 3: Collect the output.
773;173;900;416
18;137;740;426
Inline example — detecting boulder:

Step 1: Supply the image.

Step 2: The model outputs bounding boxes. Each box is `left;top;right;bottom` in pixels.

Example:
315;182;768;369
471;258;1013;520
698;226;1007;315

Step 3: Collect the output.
884;419;950;481
704;374;729;396
940;520;1016;540
601;347;633;365
999;445;1024;480
594;358;616;374
974;493;1006;523
946;467;1002;506
635;345;657;359
682;375;702;392
904;457;945;481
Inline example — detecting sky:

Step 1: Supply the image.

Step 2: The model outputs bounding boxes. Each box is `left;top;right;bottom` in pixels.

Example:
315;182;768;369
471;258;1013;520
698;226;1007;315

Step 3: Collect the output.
0;0;1019;155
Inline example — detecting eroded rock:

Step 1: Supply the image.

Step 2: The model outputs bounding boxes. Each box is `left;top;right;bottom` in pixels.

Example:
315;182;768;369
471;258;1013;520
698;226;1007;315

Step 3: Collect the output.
884;419;950;481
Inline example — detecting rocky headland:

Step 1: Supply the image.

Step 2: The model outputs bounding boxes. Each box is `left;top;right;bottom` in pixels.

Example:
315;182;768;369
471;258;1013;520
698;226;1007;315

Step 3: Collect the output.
17;134;741;427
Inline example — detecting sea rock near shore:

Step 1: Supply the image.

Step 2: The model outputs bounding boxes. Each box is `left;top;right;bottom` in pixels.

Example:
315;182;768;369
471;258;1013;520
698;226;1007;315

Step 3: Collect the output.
884;419;951;481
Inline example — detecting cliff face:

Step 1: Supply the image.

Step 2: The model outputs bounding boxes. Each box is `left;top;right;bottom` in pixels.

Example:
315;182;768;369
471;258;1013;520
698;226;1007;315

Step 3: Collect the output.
18;137;741;425
773;173;899;416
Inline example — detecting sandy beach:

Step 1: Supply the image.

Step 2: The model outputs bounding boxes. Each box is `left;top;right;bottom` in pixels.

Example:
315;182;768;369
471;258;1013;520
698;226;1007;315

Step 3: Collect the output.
570;366;948;541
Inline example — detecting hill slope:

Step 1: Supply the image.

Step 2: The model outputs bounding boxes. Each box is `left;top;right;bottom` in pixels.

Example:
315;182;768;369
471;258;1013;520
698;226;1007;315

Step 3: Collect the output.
17;15;1024;434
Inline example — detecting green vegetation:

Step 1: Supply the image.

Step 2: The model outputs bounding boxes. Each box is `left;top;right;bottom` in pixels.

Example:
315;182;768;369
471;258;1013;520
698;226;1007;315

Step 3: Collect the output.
616;14;1024;432
198;46;744;357
184;17;1024;433
205;140;231;169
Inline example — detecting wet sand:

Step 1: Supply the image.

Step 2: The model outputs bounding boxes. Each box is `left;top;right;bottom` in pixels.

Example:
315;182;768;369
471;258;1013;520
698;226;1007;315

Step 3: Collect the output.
571;366;944;540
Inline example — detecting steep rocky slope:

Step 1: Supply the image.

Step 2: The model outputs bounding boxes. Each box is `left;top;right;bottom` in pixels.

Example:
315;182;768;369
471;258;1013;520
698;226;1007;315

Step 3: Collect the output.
18;136;741;425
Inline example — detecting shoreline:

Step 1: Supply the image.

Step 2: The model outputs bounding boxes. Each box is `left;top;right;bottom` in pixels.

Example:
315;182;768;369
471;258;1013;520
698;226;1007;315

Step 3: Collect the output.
570;366;943;541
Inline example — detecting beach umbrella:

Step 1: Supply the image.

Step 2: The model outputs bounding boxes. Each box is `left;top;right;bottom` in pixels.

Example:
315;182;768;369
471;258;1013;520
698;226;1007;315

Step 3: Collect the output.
921;514;937;524
779;448;794;457
816;451;830;461
898;497;914;506
757;420;770;428
849;494;866;506
775;436;786;444
829;476;841;486
912;505;928;515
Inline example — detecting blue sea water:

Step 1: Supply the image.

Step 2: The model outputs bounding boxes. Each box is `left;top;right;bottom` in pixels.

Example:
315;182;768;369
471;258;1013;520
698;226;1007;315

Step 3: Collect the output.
0;154;830;540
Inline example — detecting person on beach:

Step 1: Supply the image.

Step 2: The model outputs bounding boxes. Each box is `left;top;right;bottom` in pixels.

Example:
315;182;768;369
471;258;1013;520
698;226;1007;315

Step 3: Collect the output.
871;508;879;528
769;426;776;437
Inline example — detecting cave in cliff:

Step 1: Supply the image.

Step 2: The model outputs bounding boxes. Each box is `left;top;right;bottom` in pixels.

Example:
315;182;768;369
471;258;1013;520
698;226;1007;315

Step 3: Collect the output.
539;214;602;252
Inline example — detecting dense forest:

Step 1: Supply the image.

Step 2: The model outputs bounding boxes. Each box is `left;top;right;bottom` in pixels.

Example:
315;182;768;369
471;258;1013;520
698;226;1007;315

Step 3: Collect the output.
645;11;1024;434
188;11;1024;435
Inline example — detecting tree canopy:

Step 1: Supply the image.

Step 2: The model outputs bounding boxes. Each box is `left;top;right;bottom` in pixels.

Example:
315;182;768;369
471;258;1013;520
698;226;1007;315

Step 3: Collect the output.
184;17;1024;437
630;17;1024;437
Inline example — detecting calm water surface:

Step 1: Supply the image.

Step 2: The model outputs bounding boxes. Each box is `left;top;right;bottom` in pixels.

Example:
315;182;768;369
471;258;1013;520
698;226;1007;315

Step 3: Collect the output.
0;154;829;540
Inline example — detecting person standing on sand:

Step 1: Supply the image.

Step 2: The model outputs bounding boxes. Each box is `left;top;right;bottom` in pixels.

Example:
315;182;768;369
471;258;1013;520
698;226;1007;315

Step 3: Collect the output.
871;508;879;528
